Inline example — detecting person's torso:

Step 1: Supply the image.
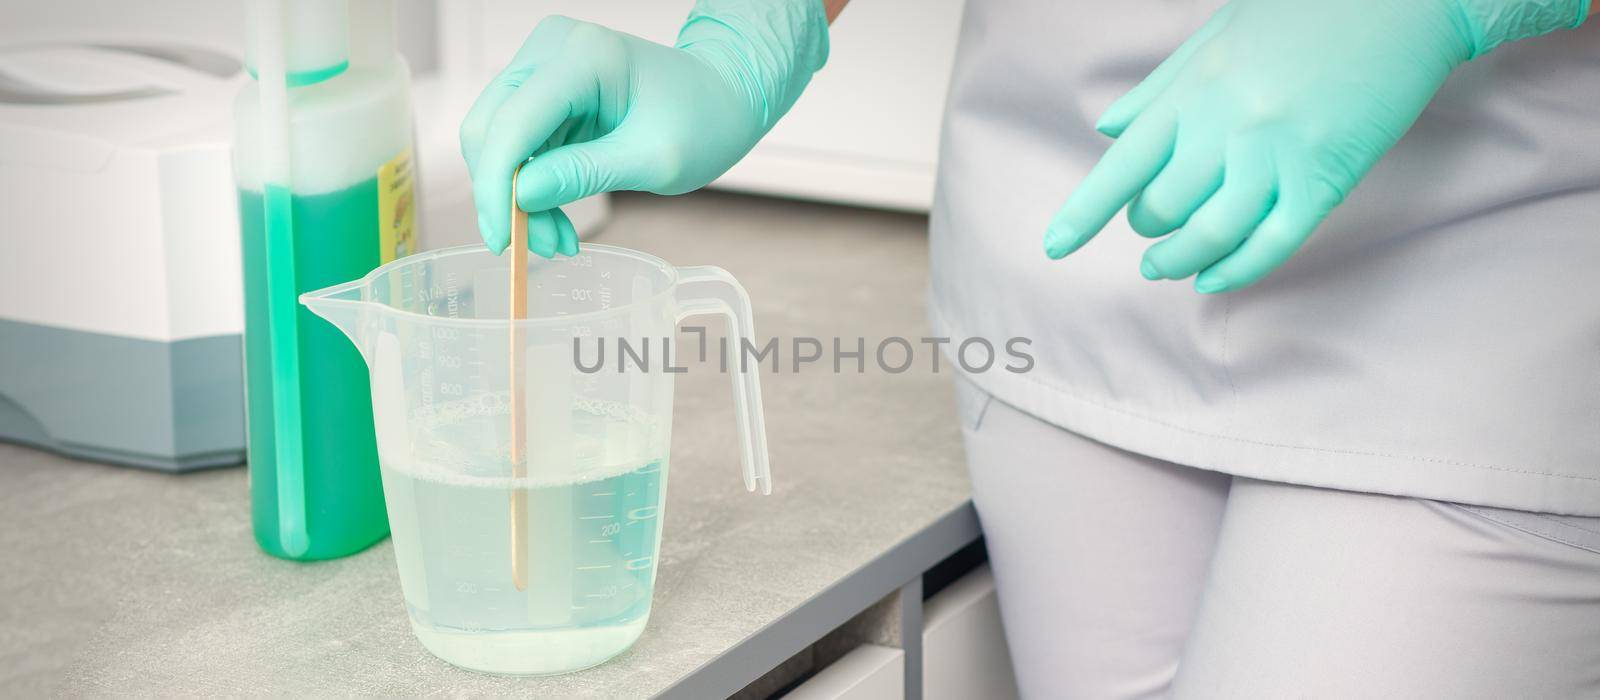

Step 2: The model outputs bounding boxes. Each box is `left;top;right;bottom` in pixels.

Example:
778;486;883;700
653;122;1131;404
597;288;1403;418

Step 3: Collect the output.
929;0;1600;512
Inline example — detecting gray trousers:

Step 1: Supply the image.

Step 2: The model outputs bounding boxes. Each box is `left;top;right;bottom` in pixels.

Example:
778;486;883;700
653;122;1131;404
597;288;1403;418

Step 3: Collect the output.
957;379;1600;699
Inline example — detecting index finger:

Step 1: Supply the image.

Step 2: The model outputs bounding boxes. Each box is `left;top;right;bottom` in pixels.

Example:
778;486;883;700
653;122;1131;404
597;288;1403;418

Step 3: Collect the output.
472;70;589;254
460;70;526;174
460;16;580;172
1044;109;1177;259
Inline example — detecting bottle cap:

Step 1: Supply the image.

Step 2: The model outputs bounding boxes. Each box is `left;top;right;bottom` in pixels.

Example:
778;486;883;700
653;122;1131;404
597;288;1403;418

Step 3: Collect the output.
245;0;349;87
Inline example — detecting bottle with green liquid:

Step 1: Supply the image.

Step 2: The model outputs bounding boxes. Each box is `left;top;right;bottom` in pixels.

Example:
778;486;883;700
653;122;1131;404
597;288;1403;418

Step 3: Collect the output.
233;0;416;560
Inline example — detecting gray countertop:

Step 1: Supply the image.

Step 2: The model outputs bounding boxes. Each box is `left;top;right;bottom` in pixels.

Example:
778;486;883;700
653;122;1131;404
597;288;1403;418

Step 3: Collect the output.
1;191;976;697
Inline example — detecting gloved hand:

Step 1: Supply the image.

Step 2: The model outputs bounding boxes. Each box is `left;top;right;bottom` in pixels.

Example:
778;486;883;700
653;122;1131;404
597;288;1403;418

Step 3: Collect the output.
1043;0;1588;292
461;1;830;256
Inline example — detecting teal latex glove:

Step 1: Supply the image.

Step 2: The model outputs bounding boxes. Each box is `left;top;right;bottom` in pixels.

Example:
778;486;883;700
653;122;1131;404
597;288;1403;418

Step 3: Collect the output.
461;1;830;256
1043;0;1588;293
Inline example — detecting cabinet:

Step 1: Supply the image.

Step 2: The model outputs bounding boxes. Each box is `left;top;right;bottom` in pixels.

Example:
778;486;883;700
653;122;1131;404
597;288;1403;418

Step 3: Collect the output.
779;564;1018;700
783;644;906;700
922;565;1020;700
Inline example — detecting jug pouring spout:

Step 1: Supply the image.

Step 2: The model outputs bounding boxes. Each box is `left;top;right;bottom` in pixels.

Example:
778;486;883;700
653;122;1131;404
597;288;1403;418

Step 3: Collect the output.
300;279;372;363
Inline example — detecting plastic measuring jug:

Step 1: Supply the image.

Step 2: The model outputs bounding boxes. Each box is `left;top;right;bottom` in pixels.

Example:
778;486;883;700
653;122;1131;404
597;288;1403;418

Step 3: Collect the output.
300;243;770;675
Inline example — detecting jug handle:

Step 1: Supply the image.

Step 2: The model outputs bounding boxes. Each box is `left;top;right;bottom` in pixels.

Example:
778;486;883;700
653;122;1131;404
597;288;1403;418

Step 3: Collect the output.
674;266;772;494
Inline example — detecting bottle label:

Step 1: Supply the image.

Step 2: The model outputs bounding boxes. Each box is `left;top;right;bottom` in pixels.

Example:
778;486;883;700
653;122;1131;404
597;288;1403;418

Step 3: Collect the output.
378;147;417;263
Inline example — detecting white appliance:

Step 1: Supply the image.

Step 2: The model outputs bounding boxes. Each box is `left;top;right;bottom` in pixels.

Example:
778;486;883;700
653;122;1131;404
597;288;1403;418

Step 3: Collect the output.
0;39;248;469
0;0;608;471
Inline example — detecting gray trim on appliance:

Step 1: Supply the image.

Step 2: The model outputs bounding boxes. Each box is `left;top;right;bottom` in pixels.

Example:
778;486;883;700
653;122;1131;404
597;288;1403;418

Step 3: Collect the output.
0;317;244;471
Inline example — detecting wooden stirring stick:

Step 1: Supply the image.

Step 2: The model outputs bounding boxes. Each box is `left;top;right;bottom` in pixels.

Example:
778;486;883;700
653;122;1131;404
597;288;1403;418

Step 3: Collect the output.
509;164;529;592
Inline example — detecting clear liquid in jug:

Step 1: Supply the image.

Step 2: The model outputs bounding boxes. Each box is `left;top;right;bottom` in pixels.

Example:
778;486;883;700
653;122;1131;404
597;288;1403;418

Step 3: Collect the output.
380;396;668;675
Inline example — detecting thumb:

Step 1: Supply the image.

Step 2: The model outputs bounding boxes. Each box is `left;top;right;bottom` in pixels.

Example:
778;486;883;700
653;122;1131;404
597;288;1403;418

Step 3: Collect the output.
515;134;659;214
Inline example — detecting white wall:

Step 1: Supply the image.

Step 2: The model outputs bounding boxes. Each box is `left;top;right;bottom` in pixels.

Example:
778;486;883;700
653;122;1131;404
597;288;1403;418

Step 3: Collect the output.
437;0;966;212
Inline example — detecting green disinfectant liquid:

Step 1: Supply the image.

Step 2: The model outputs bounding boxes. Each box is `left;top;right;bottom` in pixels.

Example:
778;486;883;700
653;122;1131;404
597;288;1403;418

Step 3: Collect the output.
236;0;417;561
240;178;401;560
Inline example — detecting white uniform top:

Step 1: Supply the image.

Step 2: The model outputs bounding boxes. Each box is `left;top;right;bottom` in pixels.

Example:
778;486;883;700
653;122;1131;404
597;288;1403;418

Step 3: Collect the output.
928;1;1600;515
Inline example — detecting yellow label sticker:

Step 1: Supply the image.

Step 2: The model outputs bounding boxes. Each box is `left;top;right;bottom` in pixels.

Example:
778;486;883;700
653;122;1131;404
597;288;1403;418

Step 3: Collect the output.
378;146;417;264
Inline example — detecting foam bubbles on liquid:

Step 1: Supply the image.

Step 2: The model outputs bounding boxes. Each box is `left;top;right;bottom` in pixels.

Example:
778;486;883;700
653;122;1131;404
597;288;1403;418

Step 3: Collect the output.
377;393;664;490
